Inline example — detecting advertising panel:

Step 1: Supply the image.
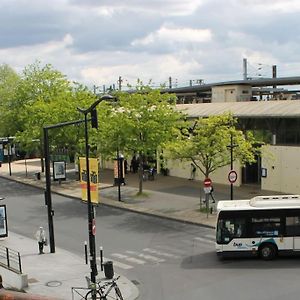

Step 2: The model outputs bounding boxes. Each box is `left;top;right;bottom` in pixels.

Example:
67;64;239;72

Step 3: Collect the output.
53;161;66;181
0;205;8;238
79;157;99;204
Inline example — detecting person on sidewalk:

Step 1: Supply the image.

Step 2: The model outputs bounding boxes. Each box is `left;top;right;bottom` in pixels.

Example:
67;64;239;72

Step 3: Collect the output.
35;226;47;254
189;163;196;180
210;185;216;203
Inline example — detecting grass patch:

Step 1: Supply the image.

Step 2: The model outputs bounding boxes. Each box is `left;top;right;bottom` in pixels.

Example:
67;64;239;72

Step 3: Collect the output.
200;206;213;214
134;191;150;198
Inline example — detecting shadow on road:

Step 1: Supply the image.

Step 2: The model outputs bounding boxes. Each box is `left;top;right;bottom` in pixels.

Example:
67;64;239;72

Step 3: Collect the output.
181;251;300;270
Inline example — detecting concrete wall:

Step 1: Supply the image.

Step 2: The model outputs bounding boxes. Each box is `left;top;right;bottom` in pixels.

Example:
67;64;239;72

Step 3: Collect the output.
212;85;252;102
261;145;300;194
0;266;28;291
101;156;242;187
166;159;241;186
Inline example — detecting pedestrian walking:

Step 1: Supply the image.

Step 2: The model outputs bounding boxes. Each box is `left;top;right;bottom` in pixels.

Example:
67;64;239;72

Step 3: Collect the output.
210;185;215;203
189;163;196;180
35;226;47;254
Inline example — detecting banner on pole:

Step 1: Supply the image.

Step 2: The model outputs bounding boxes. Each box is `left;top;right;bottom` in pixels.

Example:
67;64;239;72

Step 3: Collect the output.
79;157;99;204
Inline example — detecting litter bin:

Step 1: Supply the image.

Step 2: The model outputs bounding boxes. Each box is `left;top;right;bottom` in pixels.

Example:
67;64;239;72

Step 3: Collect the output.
103;261;114;279
35;172;41;180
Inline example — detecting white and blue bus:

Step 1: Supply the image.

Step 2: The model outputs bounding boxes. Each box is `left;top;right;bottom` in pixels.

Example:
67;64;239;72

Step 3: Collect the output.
216;195;300;260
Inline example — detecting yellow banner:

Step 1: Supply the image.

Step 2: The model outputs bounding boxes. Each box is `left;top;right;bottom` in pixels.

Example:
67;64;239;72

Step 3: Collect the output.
79;157;99;204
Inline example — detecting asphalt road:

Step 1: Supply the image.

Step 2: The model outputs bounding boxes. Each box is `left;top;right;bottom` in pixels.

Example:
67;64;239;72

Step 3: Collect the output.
2;178;300;300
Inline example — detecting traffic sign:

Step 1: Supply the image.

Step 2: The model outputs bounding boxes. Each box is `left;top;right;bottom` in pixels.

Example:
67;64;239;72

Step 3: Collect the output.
228;170;238;183
204;178;212;187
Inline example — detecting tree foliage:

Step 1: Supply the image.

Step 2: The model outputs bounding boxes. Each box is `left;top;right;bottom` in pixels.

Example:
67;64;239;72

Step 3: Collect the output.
95;85;184;193
0;62;96;158
0;64;21;136
166;113;259;179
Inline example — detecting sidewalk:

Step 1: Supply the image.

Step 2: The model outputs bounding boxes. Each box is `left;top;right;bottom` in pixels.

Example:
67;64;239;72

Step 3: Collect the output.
0;232;138;299
0;158;277;298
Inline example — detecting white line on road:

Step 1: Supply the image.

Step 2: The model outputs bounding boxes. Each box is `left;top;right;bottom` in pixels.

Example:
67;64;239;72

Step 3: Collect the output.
143;248;180;259
97;257;133;270
204;234;216;240
126;250;165;263
111;253;146;265
194;237;215;244
156;245;186;255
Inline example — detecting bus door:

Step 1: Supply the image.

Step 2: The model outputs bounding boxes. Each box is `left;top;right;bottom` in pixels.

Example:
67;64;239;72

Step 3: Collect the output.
293;237;300;250
285;216;300;251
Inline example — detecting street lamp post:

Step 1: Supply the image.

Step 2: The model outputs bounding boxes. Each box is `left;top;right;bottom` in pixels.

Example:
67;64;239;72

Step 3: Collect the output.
227;134;237;200
77;95;114;287
230;134;234;200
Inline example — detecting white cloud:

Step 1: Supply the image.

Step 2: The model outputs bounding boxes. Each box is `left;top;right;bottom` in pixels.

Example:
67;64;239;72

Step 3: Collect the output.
70;0;207;16
132;25;212;46
241;0;300;12
1;0;300;89
81;54;202;88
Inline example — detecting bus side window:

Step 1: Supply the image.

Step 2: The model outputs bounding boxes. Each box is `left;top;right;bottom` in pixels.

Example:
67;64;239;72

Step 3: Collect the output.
286;216;300;236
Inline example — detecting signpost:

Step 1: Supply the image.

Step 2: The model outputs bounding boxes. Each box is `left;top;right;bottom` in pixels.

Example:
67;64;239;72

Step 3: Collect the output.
228;170;237;200
203;177;212;217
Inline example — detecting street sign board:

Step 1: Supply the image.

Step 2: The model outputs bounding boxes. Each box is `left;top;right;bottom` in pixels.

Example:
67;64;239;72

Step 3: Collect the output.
204;178;212;187
228;170;238;183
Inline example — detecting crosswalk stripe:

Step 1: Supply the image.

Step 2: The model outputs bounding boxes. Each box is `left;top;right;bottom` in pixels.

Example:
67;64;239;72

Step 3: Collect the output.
204;234;215;240
97;257;133;270
111;253;146;265
126;250;165;263
143;248;180;259
194;237;215;244
156;245;186;255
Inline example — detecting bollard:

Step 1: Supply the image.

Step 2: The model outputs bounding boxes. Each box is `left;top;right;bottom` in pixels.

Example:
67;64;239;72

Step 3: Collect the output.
100;246;103;271
84;241;88;265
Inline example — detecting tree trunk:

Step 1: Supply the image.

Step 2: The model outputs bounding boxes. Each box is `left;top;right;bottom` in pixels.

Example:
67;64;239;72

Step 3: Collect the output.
138;152;143;194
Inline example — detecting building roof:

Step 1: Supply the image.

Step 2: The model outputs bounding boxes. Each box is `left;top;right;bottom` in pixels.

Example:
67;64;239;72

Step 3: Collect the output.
163;76;300;94
177;100;300;118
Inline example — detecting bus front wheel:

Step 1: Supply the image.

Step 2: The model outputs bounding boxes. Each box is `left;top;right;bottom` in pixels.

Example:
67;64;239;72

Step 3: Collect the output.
259;243;277;260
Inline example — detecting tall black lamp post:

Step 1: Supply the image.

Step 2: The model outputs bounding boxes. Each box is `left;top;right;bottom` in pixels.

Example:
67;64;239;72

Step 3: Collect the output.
227;134;237;200
77;95;114;286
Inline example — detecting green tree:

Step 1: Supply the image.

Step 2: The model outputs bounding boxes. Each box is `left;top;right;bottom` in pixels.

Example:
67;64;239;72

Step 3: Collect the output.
14;62;95;161
0;64;21;136
96;85;184;194
166;113;259;179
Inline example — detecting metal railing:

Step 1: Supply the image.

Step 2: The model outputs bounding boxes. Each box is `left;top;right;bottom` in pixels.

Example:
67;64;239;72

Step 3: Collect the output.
0;245;22;274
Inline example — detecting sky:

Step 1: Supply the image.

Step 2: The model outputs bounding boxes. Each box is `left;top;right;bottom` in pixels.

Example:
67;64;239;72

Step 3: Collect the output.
1;0;300;91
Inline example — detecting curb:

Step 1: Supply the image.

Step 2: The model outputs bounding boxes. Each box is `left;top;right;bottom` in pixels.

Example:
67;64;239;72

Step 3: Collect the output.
0;175;216;229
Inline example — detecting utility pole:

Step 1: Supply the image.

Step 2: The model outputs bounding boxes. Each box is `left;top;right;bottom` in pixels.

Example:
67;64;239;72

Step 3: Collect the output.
117;76;123;91
77;95;114;298
227;134;237;200
169;76;172;89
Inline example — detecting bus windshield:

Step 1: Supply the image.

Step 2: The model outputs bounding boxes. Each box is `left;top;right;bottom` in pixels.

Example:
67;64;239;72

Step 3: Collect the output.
216;216;246;244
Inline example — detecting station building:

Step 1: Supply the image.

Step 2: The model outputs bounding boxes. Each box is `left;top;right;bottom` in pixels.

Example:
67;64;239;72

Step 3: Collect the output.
162;77;300;194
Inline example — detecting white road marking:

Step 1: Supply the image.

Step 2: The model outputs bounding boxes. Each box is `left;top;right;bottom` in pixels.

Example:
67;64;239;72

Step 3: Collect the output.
126;250;165;263
194;237;215;244
156;245;186;255
111;253;145;265
204;234;216;240
143;248;180;259
97;257;133;270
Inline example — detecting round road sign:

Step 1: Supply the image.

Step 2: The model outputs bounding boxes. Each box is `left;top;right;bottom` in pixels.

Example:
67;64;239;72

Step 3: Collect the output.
228;170;238;183
204;178;212;187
